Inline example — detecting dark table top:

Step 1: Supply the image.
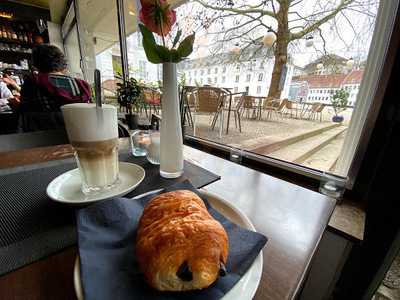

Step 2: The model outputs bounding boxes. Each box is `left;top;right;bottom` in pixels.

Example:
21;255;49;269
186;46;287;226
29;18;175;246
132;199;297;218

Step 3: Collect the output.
0;139;336;300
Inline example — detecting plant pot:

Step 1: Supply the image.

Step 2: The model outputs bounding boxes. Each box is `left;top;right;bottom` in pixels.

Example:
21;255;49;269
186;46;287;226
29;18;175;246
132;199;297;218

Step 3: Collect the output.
125;113;138;130
159;62;184;179
332;115;344;123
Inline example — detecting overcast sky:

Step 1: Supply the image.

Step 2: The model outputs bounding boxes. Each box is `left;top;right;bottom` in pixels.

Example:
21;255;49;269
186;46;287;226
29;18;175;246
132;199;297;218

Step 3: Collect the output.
175;0;379;67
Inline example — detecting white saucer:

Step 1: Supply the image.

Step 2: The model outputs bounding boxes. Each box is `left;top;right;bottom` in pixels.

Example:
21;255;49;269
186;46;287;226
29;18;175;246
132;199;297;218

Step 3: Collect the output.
73;190;263;300
46;162;145;205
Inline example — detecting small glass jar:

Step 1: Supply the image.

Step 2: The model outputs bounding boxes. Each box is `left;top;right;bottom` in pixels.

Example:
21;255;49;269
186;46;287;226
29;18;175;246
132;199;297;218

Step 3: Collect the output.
130;130;150;157
146;131;160;165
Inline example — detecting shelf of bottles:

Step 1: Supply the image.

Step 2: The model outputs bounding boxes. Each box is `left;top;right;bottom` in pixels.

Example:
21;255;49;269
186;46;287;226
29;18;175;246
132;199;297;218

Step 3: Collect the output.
0;18;46;72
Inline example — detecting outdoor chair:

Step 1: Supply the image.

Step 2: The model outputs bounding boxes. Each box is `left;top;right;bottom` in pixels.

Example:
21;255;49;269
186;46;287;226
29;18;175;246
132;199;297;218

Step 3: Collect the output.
142;87;162;118
222;92;245;132
262;97;283;120
308;103;325;122
193;86;226;131
242;96;260;119
181;86;196;128
284;100;302;119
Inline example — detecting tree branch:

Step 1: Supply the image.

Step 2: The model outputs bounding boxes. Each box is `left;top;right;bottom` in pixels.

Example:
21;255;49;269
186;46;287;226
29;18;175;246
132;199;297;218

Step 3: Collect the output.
290;0;355;40
194;0;277;18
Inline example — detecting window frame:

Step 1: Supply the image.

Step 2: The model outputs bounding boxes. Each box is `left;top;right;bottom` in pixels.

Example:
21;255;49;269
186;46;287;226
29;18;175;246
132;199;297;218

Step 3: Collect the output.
87;0;400;198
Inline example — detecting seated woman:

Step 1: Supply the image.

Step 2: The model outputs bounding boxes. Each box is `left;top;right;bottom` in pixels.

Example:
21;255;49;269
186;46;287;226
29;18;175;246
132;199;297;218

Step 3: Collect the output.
20;44;91;132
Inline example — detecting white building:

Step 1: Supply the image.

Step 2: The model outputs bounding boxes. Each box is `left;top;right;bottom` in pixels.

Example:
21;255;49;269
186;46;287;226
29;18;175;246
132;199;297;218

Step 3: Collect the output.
290;69;364;106
178;51;295;99
126;32;162;83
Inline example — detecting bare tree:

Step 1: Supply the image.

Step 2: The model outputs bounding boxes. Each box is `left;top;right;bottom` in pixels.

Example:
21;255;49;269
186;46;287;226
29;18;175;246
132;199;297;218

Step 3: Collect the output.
193;0;378;98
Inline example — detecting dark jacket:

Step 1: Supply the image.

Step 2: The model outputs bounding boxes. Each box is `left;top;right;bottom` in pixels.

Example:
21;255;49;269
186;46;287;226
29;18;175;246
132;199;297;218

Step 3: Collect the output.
20;73;91;132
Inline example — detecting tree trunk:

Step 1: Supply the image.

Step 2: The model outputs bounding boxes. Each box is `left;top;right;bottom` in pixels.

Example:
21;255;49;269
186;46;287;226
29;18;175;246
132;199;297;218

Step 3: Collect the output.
267;3;289;99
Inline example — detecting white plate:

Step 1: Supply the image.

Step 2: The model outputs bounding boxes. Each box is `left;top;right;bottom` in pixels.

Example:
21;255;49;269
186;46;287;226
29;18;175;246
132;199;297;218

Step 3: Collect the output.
73;190;263;300
46;162;145;205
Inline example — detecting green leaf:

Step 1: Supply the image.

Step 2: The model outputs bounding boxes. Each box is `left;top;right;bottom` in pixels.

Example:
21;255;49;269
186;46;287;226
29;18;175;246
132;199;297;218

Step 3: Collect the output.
156;45;172;62
177;33;195;59
139;24;162;64
172;30;182;48
139;23;156;45
170;49;181;63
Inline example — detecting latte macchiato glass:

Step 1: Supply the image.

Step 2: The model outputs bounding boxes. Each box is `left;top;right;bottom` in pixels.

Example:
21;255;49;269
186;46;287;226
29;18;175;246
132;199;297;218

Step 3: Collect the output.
61;103;119;195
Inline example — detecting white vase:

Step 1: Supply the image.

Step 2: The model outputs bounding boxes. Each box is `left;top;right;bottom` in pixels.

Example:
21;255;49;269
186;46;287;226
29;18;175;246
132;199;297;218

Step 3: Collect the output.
160;62;184;178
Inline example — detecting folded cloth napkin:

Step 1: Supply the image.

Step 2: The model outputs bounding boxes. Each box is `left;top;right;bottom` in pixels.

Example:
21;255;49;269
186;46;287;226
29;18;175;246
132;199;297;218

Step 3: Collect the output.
76;181;268;300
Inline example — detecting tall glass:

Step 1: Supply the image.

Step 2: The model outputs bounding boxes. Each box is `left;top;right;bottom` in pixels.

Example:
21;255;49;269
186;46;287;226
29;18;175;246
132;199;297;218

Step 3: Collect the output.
61;103;119;195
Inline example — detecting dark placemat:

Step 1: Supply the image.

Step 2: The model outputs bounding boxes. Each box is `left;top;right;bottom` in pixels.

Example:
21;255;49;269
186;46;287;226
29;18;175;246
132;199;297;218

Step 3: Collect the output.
77;181;268;300
0;153;220;276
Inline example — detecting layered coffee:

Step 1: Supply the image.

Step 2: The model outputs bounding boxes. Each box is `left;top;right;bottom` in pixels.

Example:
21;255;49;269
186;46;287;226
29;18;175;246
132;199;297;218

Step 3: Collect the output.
61;103;119;194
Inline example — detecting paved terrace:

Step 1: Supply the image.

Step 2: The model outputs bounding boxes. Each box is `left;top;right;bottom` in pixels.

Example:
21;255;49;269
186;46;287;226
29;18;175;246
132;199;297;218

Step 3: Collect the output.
185;107;352;172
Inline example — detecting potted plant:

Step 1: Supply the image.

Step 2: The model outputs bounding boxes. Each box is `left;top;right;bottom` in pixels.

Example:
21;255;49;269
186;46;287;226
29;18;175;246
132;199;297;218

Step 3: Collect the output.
330;88;349;123
117;77;142;130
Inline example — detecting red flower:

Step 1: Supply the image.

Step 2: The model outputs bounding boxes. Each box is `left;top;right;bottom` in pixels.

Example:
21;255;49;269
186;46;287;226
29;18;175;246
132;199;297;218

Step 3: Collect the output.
139;0;176;37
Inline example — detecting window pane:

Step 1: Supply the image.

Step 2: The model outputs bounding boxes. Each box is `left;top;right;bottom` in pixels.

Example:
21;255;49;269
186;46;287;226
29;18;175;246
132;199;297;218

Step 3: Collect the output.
176;0;384;177
64;25;83;79
76;0;122;108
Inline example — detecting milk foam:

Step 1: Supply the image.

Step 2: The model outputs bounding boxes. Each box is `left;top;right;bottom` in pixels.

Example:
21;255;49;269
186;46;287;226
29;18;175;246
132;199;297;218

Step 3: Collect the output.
61;103;118;142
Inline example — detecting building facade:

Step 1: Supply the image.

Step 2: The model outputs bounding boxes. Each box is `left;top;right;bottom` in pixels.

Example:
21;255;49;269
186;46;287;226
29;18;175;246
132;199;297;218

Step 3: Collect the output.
178;51;296;99
290;69;364;106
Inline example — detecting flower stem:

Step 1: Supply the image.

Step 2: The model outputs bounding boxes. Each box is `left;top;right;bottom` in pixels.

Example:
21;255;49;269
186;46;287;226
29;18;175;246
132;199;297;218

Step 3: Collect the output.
160;23;166;47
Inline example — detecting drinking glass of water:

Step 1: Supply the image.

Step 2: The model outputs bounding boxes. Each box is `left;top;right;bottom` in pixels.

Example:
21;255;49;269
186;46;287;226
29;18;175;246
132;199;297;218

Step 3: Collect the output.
146;131;160;165
130;130;150;157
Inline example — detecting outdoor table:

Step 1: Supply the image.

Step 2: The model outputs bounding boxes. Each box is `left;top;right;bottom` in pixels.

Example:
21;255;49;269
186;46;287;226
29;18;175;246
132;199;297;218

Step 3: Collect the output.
0;139;335;300
243;96;265;120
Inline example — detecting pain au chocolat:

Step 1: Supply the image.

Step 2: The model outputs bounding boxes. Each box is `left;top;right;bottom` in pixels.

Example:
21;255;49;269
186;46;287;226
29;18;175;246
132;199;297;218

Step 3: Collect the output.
136;190;229;291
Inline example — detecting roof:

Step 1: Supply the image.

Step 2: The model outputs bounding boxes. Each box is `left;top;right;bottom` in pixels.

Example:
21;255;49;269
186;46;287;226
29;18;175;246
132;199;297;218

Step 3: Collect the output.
292;74;346;88
304;54;348;70
292;69;364;89
342;70;364;85
178;44;277;70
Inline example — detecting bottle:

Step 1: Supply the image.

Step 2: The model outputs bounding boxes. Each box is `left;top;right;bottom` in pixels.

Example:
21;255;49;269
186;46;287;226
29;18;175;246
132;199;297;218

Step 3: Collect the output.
1;26;7;39
6;26;12;40
11;25;18;40
18;24;24;42
27;32;33;44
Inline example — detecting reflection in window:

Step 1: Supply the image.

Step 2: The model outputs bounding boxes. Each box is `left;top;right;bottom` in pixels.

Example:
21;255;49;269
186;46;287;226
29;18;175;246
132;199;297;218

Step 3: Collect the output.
139;60;146;79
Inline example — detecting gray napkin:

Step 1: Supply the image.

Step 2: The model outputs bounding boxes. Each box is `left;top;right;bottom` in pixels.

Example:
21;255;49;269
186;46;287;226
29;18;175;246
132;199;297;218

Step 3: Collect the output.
76;181;267;300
